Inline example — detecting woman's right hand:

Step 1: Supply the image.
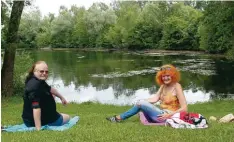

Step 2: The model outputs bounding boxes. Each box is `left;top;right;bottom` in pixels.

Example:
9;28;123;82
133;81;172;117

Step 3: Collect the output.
35;126;41;131
60;97;68;106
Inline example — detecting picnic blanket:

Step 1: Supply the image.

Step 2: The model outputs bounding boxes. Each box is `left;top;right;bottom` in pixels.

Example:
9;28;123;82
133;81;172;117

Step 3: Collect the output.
2;116;79;132
139;112;165;126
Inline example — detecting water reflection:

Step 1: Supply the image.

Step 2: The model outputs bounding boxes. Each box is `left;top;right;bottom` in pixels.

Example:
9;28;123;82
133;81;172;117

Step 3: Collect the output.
48;78;212;105
31;50;234;105
92;69;156;78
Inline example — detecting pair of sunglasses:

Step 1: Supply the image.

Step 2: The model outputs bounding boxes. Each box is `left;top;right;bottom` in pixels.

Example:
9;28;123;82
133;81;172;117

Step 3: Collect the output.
160;67;171;71
38;70;49;74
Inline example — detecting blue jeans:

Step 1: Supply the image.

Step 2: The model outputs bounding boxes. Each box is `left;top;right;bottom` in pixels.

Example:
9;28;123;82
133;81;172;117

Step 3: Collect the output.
23;114;63;127
48;114;63;126
120;100;165;123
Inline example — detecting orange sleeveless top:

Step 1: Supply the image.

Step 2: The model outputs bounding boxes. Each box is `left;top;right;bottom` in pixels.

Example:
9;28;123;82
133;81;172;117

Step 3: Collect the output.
160;86;180;111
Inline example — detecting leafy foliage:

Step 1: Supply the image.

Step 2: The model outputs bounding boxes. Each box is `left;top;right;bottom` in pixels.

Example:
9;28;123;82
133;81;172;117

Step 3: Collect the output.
85;2;117;47
18;9;41;48
2;1;233;55
13;52;34;95
104;1;140;49
160;3;202;50
198;1;234;53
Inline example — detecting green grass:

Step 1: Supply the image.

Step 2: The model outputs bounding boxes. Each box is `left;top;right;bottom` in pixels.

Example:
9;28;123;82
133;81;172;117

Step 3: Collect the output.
1;97;234;142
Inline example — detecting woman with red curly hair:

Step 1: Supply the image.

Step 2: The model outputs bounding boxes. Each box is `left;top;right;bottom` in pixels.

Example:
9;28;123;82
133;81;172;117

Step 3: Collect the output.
106;64;187;123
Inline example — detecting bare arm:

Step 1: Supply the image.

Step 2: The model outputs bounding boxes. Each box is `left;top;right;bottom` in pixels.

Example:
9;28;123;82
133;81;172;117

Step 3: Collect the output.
33;108;41;130
50;87;67;105
170;83;187;115
50;87;63;99
146;85;163;104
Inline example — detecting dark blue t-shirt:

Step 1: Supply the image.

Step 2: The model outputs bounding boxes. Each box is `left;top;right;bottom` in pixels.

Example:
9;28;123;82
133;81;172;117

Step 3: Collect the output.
22;76;60;126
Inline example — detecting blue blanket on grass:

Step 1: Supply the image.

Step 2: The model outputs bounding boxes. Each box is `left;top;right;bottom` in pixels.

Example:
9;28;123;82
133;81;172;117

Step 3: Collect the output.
2;116;79;132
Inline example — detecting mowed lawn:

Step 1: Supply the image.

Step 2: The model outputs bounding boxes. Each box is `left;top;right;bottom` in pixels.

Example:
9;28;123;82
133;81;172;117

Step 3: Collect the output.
1;97;234;142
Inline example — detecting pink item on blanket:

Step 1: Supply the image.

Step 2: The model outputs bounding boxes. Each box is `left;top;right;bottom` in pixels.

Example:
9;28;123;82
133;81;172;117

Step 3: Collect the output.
139;112;165;126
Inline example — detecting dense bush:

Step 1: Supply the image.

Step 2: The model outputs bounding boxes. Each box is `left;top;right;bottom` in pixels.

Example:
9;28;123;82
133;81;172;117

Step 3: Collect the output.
13;52;34;95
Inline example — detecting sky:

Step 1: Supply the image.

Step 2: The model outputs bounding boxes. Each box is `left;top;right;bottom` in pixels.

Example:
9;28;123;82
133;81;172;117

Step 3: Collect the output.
34;0;112;16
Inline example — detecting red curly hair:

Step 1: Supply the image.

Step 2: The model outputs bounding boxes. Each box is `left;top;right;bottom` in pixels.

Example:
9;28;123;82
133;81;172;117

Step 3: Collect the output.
156;64;180;85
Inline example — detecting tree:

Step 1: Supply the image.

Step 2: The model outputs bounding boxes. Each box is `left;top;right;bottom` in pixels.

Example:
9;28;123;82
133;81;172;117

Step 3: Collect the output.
160;3;202;50
131;2;168;49
18;8;41;48
50;5;73;48
104;1;140;48
84;2;117;47
1;0;12;49
36;13;54;47
1;1;25;97
184;0;209;10
198;1;234;53
70;6;89;48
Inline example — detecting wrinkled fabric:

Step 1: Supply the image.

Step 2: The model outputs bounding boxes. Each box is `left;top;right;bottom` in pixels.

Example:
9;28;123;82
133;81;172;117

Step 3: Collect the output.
2;116;79;132
166;113;208;129
139;112;165;126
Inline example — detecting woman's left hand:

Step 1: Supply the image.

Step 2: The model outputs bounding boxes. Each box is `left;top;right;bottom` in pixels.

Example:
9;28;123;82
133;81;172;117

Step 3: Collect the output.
157;113;172;121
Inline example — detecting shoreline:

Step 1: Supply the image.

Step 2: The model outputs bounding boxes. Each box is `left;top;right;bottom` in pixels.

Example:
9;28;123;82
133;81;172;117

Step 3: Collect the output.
39;47;226;57
1;48;226;58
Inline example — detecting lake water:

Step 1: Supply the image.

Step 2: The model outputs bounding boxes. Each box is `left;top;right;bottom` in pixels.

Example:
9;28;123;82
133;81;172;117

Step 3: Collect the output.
31;50;234;105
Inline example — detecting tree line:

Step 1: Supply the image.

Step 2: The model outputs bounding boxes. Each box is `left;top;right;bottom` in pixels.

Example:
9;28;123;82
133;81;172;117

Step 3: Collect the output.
1;1;234;56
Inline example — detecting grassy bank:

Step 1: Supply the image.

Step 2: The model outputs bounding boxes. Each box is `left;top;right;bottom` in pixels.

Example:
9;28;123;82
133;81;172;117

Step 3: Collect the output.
1;97;234;142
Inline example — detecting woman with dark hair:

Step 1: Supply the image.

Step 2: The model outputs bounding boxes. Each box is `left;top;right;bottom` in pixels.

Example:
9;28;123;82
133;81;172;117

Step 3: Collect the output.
106;64;187;123
22;61;70;130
